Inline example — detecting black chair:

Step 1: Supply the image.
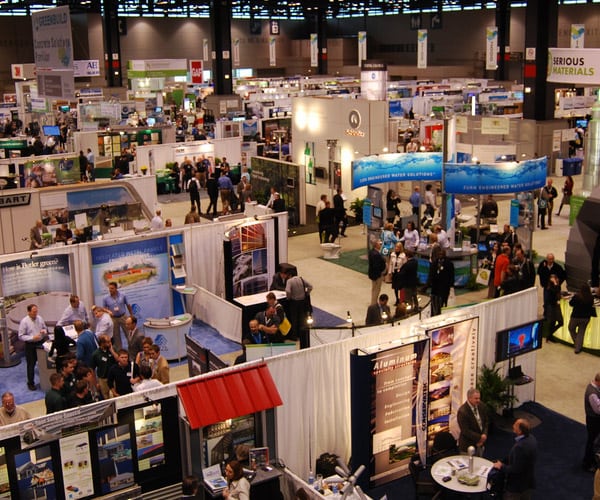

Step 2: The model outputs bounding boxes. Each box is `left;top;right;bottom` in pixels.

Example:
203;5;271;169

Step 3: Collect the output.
409;455;442;500
432;431;458;459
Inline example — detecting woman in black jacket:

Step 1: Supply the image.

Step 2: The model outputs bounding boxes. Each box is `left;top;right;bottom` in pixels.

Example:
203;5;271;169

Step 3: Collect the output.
49;325;76;371
543;274;564;343
569;283;596;354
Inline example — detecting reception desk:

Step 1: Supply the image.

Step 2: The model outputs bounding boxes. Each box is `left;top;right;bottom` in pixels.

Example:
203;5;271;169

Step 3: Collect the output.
557;298;600;352
143;313;193;361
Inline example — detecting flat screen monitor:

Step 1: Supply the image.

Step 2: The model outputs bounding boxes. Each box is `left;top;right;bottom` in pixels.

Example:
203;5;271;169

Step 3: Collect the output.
373;206;383;219
576;119;588;129
495;319;543;362
146;117;156;126
59;105;70;113
154;106;162;113
42;125;61;136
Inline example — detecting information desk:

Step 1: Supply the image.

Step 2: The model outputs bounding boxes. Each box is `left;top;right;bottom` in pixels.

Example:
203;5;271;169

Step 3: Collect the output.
143;313;192;361
204;465;282;499
557;298;600;352
416;247;478;287
431;455;493;494
234;290;287;332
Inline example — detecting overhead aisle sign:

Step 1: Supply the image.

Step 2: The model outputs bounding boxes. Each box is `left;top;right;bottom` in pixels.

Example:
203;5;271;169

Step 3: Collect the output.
32;6;74;99
547;48;600;85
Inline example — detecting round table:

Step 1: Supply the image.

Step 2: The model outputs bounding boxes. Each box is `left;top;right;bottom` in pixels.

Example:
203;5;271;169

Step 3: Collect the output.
430;454;494;494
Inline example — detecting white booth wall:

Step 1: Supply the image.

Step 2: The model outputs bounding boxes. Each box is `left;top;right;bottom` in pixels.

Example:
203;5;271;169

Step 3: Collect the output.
292;97;389;209
268;288;538;480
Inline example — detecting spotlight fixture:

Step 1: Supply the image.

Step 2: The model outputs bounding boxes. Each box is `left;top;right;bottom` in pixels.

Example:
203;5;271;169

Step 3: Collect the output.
381;310;388;321
346;311;353;323
306;314;314;325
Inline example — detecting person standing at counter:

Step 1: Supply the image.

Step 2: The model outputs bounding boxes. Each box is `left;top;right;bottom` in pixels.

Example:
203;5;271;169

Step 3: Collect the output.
569;283;596;354
29;219;48;250
18;304;48;391
102;282;134;350
57;294;89;326
49;325;76;370
494;246;512;298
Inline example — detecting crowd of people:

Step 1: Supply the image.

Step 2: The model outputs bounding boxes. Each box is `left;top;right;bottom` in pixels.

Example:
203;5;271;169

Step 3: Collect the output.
16;284;170;414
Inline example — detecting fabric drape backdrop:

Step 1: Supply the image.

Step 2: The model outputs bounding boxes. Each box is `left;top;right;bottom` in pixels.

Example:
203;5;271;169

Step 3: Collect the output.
268;288;538;481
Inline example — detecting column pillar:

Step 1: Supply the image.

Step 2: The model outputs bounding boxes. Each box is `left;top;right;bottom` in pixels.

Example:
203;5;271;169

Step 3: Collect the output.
317;8;327;75
102;0;122;87
210;0;233;95
495;0;510;81
523;0;558;120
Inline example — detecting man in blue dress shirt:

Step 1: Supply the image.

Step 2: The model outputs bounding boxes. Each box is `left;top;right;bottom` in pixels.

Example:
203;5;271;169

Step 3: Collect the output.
57;294;89;326
101;282;133;350
18;304;48;390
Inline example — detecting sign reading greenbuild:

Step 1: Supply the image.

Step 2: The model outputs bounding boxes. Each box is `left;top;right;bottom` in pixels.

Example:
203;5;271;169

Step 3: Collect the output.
547;48;600;85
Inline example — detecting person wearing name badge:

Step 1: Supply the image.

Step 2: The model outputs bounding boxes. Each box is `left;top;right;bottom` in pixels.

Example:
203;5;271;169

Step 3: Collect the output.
57;294;89;327
102;282;134;350
18;304;48;391
457;388;489;456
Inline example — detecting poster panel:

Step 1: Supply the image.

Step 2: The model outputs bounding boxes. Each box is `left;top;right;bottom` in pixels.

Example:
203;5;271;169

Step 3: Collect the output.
24;157;80;188
91;237;171;325
352;152;443;190
95;425;134;494
369;339;429;486
59;433;94;498
134;404;165;471
571;24;585;49
14;444;57;500
0;446;10;498
417;30;427;69
486;26;498;71
426;317;479;455
443;157;547;195
1;255;72;350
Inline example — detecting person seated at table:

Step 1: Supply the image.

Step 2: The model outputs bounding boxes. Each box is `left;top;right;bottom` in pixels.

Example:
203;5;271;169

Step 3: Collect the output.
54;223;73;244
480;194;498;220
111;167;124;180
244;319;267;345
265;292;285;322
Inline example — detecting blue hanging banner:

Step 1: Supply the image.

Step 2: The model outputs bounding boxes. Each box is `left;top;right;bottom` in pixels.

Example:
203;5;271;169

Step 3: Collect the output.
351;152;443;189
443;157;547;194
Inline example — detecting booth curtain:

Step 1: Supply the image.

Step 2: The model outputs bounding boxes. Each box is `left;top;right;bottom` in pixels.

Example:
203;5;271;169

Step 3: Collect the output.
267;288;538;481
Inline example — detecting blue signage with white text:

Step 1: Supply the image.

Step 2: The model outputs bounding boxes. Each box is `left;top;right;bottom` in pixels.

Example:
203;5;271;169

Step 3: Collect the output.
352;152;443;189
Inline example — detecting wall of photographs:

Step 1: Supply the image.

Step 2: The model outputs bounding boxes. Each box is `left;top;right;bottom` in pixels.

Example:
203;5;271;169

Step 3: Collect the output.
0;397;180;499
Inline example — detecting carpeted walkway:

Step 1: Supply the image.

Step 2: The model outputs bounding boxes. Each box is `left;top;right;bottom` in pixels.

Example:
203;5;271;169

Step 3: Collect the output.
367;401;593;499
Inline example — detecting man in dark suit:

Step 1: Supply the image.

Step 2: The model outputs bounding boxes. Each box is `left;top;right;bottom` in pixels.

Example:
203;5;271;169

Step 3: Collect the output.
368;240;387;306
493;418;537;500
365;294;392;326
457;388;489;455
30;219;48;249
537;252;566;288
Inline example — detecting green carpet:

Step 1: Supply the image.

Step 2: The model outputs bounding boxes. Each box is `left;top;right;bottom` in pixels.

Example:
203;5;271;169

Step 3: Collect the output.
321;248;369;275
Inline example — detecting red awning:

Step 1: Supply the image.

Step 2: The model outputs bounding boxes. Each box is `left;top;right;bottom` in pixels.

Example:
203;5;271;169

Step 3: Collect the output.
177;363;283;429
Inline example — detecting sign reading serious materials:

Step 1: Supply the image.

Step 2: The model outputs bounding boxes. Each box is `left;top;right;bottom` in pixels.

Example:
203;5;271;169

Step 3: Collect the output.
547;48;600;85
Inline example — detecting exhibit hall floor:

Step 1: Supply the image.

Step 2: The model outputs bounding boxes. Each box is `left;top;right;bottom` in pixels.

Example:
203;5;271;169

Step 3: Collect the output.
16;173;590;427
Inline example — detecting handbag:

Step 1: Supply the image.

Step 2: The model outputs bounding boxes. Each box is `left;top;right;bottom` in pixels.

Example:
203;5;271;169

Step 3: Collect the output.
476;267;490;286
279;316;292;336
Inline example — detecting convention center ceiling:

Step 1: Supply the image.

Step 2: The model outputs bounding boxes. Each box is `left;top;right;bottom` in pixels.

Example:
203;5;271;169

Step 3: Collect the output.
1;0;590;18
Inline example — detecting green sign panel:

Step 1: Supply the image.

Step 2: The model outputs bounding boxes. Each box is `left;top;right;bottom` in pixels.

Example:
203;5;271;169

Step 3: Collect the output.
569;194;586;226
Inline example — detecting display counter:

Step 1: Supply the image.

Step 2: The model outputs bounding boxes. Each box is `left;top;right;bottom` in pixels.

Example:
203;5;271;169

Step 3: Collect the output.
155;169;177;194
234;290;286;332
416;247;478;287
143;313;193;361
204;466;282;499
557;298;600;352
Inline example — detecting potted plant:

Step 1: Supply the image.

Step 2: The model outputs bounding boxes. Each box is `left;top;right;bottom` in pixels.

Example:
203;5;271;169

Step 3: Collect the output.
349;198;366;224
476;363;516;416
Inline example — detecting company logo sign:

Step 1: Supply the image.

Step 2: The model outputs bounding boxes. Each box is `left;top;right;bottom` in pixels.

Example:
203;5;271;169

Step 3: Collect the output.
190;60;203;84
